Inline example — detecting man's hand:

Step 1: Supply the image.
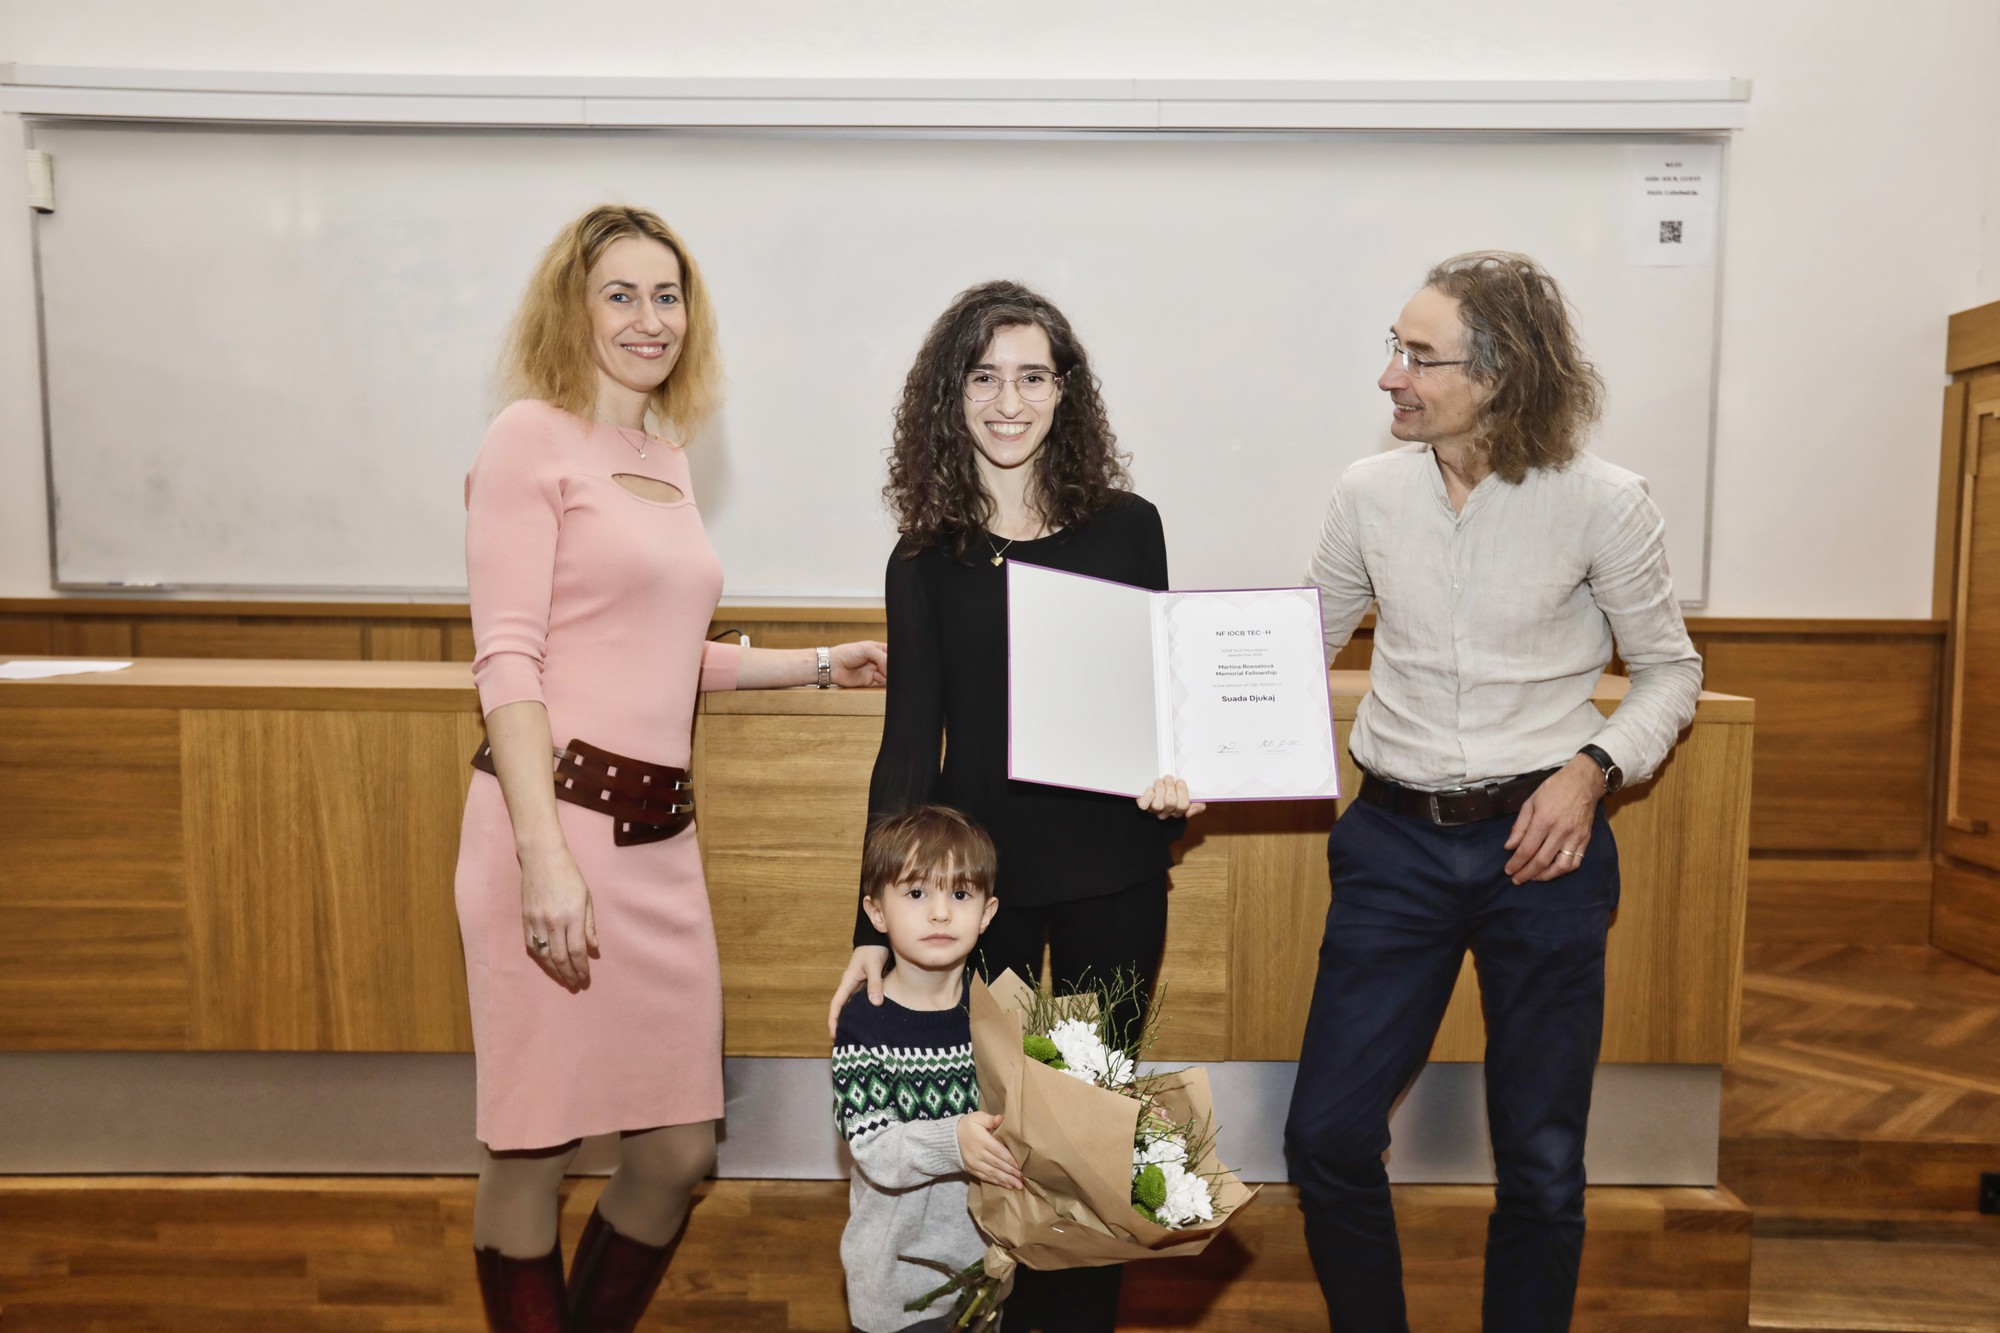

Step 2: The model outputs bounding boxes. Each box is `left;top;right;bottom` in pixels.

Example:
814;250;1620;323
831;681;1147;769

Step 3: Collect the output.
957;1112;1023;1190
1502;755;1604;884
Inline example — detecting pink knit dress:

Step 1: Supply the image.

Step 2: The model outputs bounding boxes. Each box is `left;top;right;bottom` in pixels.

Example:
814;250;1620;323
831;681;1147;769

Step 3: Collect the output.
454;399;740;1151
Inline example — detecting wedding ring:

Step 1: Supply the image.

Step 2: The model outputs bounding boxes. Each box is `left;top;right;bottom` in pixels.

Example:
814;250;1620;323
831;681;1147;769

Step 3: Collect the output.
532;936;550;950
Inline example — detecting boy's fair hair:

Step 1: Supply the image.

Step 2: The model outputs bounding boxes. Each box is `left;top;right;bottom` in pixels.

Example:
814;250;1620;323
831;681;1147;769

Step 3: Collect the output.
861;806;997;902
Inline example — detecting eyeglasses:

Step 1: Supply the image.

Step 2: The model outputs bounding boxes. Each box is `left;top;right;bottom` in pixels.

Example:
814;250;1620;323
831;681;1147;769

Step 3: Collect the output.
963;370;1061;403
1384;335;1468;378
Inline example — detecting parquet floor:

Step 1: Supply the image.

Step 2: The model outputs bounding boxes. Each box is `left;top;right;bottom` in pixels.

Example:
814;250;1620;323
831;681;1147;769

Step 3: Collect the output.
1723;943;2000;1216
3;941;1996;1330
1727;943;2000;1144
0;1178;1747;1332
1722;942;2000;1331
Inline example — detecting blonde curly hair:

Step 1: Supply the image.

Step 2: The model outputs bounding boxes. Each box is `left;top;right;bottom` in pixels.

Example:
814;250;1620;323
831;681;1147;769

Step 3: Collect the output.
504;205;722;437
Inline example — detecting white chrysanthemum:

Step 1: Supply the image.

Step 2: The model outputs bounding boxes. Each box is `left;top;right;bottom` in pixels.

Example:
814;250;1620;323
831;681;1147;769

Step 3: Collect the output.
1156;1160;1215;1227
1047;1018;1110;1081
1135;1135;1189;1168
1057;1064;1099;1084
1101;1049;1135;1088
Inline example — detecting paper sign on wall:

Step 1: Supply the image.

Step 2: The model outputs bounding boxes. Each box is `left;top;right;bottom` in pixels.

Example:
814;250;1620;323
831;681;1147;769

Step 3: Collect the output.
1627;144;1721;267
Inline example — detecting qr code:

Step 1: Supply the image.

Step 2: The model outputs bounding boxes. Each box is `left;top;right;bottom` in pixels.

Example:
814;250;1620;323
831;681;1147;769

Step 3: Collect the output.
1660;220;1684;244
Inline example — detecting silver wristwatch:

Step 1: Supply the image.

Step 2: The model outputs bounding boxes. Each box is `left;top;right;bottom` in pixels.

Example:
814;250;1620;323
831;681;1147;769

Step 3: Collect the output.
815;645;833;688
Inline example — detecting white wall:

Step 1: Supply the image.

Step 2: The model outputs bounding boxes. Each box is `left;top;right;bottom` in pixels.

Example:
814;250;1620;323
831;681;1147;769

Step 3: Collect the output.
3;0;1998;617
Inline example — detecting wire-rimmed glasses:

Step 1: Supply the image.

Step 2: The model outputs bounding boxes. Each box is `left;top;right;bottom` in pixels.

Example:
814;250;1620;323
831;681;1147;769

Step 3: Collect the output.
1384;335;1468;378
963;370;1061;403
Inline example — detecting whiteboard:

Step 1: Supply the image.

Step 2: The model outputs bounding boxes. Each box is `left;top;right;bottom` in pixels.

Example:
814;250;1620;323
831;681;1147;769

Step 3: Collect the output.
32;122;1721;601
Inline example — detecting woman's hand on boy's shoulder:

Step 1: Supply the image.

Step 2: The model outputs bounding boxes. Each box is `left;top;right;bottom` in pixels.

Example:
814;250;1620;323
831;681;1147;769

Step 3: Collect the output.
957;1112;1023;1190
828;945;891;1040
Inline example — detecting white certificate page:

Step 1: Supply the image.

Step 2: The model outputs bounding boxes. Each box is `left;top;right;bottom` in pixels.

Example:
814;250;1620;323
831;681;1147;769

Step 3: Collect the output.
1160;588;1340;800
1008;564;1339;802
1007;562;1164;798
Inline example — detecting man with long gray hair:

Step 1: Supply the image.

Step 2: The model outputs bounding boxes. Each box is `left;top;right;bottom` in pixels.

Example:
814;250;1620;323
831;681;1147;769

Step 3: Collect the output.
1286;252;1703;1331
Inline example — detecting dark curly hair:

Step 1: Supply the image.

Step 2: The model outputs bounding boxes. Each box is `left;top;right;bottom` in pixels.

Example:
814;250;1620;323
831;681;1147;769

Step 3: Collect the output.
885;280;1130;557
1424;251;1605;484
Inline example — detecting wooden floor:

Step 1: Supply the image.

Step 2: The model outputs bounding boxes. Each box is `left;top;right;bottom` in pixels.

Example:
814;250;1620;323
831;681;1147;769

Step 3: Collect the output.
3;943;1996;1331
1722;943;2000;1332
0;1177;1747;1332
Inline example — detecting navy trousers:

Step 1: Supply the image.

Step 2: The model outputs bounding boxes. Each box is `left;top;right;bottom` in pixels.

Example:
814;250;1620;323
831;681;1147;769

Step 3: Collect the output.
1283;797;1619;1333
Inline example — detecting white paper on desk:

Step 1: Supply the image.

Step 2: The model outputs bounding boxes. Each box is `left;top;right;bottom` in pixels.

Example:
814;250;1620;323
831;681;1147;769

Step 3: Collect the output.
0;659;134;680
1006;563;1338;801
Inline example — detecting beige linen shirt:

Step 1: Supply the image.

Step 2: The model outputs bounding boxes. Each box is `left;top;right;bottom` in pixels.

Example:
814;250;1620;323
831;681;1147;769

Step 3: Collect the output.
1307;443;1702;791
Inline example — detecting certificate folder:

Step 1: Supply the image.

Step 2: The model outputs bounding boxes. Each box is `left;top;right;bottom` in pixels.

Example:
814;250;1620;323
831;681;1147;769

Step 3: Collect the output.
1006;562;1340;802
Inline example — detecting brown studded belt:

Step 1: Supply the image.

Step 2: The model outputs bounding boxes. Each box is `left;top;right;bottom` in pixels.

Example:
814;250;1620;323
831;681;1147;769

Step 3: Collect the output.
471;737;693;846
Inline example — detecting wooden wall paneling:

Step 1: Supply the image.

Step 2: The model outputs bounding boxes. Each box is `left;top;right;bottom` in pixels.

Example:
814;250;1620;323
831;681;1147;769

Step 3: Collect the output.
1745;858;1933;945
1330;628;1374;671
717;618;891;650
1152;814;1230;1061
180;708;481;1051
1935;380;1970;621
1222;798;1340;1061
363;623;447;661
0;615;54;654
138;617;366;660
1428;715;1753;1065
0;707;190;1048
1932;860;2000;972
1697;636;1935;855
694;708;885;1057
52;617;135;656
0;707;187;905
1945;298;2000;374
1605;717;1752;1063
1942;407;2000;869
0;907;191;1050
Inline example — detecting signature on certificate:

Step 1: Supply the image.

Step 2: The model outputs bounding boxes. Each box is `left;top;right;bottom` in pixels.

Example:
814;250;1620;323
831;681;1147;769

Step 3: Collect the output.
1259;737;1303;753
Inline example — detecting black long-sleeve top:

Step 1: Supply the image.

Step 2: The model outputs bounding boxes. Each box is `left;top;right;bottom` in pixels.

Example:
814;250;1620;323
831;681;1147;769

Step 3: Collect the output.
855;493;1183;948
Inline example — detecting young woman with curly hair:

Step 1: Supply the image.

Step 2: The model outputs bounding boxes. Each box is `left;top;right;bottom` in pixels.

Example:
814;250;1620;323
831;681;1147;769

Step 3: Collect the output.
828;279;1197;1333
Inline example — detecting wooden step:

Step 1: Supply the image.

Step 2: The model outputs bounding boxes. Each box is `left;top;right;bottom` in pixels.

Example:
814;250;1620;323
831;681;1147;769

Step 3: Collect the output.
0;1177;1749;1332
1749;1212;2000;1333
1721;1137;2000;1214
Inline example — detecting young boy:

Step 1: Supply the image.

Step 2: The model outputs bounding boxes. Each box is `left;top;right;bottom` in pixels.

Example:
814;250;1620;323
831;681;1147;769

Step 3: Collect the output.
834;805;1024;1333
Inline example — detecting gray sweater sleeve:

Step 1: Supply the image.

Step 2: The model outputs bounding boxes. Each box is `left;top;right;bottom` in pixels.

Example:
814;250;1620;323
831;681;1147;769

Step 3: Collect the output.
847;1115;966;1190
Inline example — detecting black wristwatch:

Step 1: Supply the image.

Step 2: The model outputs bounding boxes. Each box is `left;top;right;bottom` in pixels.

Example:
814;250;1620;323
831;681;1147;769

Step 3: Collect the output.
1578;744;1624;795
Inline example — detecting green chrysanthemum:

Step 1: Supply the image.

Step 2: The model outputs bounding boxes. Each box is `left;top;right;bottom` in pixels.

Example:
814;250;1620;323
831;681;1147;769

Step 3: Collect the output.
1133;1163;1167;1211
1023;1033;1068;1069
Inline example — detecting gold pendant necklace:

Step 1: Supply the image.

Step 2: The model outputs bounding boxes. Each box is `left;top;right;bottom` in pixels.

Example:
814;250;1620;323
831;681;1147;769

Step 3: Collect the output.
987;536;1016;567
596;411;648;458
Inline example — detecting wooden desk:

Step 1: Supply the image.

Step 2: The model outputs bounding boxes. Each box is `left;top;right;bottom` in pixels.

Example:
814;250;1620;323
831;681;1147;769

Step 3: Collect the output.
0;661;1751;1063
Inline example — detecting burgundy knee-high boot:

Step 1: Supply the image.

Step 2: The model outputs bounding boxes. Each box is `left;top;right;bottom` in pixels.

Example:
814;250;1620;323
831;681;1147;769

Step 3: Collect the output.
474;1241;569;1332
566;1206;685;1333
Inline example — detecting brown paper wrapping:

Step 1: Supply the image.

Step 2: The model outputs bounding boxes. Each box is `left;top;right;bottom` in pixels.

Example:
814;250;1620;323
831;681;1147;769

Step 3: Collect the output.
966;971;1259;1273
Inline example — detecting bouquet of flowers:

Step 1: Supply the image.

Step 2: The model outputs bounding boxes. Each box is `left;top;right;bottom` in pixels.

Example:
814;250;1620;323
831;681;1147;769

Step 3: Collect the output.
908;969;1255;1330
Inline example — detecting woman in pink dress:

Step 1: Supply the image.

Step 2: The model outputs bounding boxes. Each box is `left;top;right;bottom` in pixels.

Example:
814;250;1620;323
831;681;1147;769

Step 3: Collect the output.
457;204;886;1332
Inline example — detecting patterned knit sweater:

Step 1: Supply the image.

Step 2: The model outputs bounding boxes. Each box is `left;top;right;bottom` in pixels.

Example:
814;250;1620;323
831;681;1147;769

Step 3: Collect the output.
833;989;984;1333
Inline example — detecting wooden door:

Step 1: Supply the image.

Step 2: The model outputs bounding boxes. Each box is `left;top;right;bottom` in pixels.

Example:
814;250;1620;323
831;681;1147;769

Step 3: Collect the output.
1942;390;2000;870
